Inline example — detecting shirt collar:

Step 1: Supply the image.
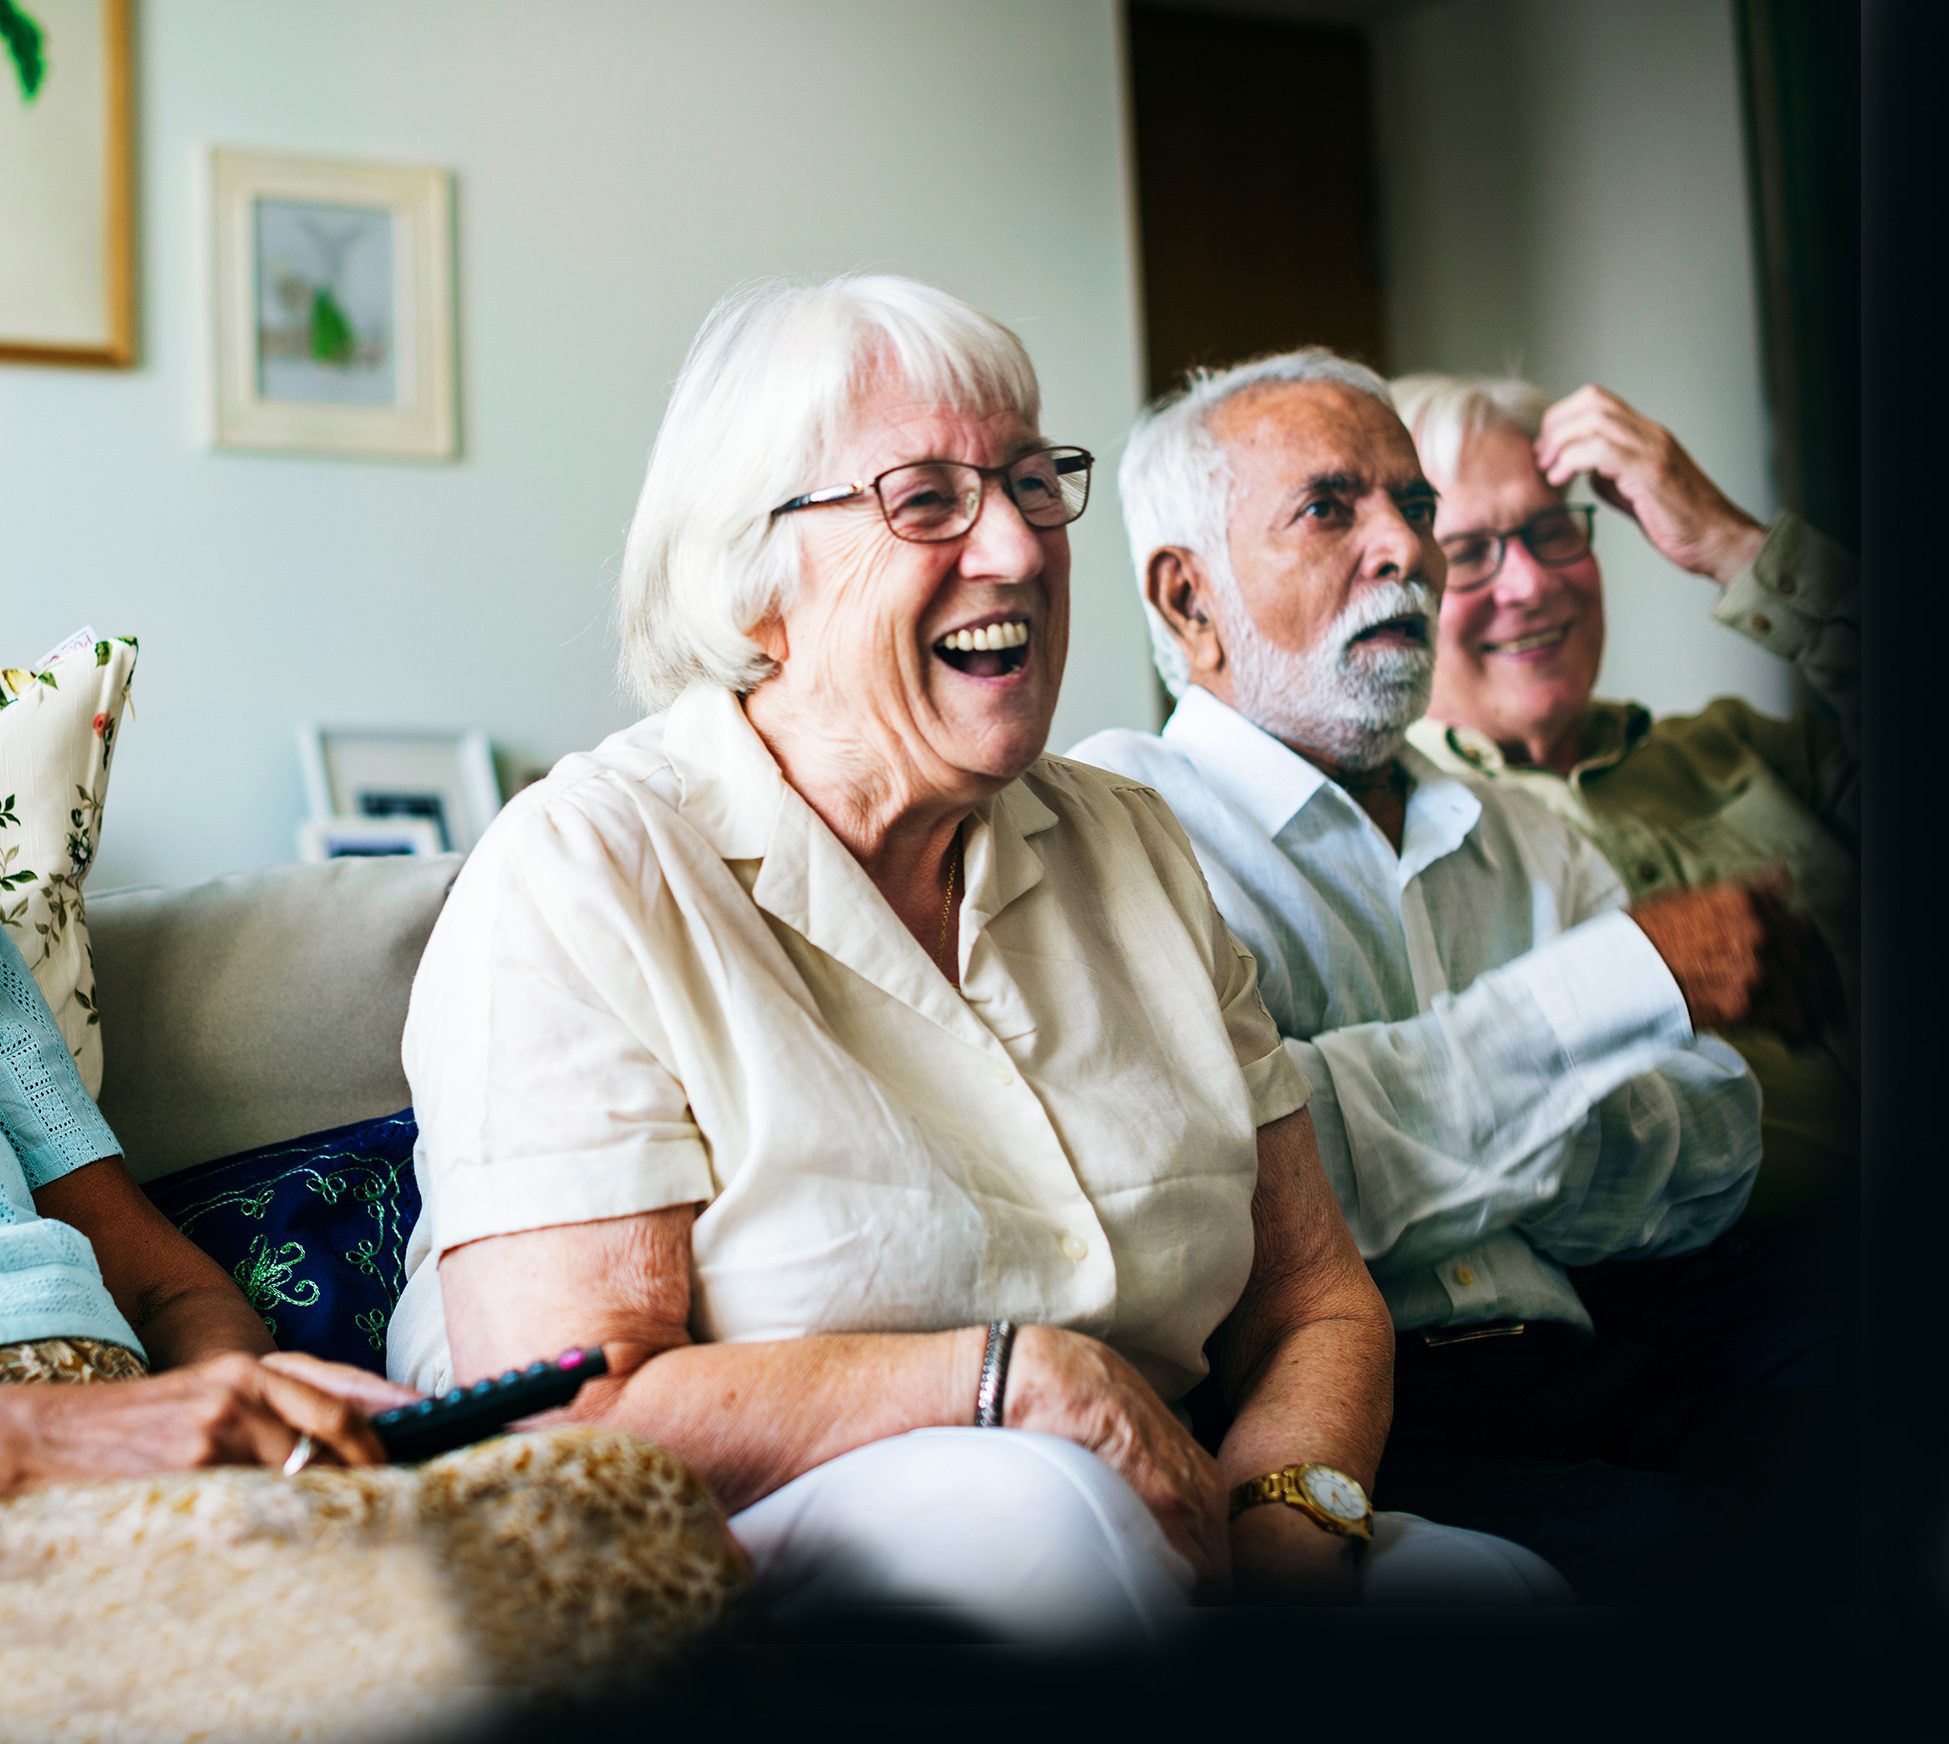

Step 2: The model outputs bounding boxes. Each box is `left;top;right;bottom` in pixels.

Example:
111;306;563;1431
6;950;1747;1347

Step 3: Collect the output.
660;681;790;862
658;680;1059;1036
1426;701;1652;780
1396;742;1491;880
1163;686;1490;879
1161;685;1335;838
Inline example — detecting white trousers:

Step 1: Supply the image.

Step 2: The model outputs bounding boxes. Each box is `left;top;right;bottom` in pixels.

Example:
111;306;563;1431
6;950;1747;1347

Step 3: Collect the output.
730;1428;1572;1642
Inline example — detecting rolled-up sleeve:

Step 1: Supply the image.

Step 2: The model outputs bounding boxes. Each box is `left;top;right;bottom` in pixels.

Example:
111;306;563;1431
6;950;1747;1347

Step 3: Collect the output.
405;789;717;1259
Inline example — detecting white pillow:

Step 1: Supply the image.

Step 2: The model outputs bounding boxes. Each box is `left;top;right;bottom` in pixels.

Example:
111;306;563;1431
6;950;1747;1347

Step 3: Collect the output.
0;629;139;1096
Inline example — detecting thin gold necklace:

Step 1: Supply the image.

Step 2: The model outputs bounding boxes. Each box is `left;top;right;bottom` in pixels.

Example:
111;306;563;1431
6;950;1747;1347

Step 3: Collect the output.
935;835;959;973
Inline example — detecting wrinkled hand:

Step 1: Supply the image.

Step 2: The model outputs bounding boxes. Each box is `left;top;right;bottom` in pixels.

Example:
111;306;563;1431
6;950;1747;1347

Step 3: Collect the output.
0;1352;390;1493
1630;874;1846;1044
1535;385;1766;585
259;1349;421;1415
1006;1325;1232;1593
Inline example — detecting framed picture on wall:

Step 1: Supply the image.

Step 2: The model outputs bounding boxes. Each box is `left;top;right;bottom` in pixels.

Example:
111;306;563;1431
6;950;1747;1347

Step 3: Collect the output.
207;147;456;459
297;726;500;855
295;815;444;863
0;0;134;367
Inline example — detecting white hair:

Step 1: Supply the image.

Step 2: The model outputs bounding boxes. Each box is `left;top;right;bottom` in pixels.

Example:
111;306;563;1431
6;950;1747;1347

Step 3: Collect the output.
1119;348;1395;698
1388;372;1550;485
617;273;1042;711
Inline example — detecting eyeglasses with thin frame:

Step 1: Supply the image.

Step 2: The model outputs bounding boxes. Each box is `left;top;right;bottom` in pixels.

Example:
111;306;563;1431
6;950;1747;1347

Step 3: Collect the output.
769;446;1094;544
1439;504;1597;593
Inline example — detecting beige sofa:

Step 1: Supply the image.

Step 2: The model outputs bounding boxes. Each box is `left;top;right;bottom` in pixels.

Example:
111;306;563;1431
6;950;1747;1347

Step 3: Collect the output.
91;853;461;1188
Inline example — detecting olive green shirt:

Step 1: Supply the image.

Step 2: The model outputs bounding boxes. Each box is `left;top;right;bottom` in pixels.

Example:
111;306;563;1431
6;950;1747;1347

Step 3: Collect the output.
1408;513;1858;1215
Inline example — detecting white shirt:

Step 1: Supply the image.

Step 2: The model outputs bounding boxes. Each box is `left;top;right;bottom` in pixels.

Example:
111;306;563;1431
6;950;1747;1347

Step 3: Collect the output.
1070;686;1760;1335
389;683;1307;1396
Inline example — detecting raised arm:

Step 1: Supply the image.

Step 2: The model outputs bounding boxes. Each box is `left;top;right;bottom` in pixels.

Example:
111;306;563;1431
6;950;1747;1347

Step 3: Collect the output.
1206;1107;1394;1591
1535;383;1858;813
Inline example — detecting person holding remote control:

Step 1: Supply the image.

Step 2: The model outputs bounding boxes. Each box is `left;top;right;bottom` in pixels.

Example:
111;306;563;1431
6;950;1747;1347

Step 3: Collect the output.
2;921;747;1735
388;274;1566;1638
0;924;408;1489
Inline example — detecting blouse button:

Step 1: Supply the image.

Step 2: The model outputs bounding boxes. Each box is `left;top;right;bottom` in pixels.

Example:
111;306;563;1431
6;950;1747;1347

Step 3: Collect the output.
1059;1232;1089;1263
1637;861;1659;884
1776;575;1798;597
1453;1264;1477;1288
1751;613;1772;635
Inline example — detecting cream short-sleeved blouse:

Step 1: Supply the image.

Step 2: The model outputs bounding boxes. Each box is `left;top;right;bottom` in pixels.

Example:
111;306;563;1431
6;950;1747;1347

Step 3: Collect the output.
387;683;1308;1399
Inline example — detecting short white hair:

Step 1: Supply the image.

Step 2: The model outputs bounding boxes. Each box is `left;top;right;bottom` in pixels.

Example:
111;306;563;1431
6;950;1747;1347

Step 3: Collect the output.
1120;348;1394;699
1388;373;1550;484
618;273;1042;711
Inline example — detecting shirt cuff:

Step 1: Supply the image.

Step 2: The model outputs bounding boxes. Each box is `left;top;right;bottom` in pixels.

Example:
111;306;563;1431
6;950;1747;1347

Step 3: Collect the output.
1712;512;1856;659
425;1137;718;1257
1243;1041;1310;1128
1518;910;1693;1085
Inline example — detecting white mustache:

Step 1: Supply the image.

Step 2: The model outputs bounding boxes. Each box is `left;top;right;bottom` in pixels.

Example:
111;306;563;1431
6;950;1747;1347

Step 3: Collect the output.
1335;581;1438;648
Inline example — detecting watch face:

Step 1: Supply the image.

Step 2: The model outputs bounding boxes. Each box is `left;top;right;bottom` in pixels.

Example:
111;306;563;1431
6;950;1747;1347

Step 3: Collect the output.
1300;1466;1368;1522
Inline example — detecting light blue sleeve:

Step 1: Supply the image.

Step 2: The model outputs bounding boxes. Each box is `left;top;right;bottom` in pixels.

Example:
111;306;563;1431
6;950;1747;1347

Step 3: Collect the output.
0;928;121;1190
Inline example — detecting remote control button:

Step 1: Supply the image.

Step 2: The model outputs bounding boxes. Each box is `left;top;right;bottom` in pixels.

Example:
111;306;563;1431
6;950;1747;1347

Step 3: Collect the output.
415;1400;437;1415
470;1380;496;1396
500;1369;520;1385
525;1360;550;1377
559;1349;584;1369
440;1389;466;1406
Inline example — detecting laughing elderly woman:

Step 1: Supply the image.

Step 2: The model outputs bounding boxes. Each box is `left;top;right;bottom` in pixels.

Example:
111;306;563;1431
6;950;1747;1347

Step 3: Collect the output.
387;274;1563;1632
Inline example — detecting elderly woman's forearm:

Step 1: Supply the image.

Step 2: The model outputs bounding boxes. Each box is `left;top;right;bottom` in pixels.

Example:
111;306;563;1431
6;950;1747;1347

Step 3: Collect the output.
557;1325;988;1513
1214;1312;1394;1493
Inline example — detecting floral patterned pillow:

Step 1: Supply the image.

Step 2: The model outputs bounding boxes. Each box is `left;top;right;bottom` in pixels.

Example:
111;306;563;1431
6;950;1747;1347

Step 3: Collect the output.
0;631;139;1097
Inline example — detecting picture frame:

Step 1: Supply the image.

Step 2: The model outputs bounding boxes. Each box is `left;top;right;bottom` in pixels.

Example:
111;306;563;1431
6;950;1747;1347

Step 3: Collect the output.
297;725;500;855
207;146;456;459
0;0;134;367
296;815;444;864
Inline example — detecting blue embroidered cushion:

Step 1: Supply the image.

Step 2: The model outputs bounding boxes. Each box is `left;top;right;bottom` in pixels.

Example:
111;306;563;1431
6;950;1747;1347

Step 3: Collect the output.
142;1110;420;1372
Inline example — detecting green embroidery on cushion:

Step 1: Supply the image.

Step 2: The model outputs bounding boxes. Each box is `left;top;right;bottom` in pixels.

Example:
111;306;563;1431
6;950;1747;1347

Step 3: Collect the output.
233;1234;322;1336
165;1136;418;1314
354;1308;388;1352
236;1184;276;1221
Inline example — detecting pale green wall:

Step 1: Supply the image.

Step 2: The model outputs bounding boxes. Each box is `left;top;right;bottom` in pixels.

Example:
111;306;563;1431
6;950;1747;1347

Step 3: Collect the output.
4;0;1151;890
1374;0;1791;720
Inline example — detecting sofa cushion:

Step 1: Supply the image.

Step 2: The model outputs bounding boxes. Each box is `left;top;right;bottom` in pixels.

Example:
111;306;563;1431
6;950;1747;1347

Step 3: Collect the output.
91;855;460;1183
144;1110;421;1371
0;631;140;1096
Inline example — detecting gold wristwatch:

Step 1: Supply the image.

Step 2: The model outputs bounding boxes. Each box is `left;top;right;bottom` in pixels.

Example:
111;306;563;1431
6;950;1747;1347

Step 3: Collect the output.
1229;1463;1373;1542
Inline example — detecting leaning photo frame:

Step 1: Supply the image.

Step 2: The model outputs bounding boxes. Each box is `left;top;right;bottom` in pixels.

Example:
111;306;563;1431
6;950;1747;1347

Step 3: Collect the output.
206;146;456;459
297;725;500;856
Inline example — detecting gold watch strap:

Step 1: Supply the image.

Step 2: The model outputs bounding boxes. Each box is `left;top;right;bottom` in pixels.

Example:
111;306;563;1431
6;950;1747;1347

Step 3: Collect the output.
1228;1464;1373;1540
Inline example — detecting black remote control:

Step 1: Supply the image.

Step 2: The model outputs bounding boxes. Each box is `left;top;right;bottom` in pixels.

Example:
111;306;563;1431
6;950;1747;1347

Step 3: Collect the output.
370;1347;609;1463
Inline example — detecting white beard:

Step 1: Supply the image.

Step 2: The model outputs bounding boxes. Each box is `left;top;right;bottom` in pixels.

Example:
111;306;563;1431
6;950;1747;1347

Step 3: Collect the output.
1224;579;1438;773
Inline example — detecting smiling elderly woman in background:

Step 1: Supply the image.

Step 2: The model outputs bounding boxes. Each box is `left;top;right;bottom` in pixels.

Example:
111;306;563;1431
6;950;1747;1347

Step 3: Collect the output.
386;274;1562;1634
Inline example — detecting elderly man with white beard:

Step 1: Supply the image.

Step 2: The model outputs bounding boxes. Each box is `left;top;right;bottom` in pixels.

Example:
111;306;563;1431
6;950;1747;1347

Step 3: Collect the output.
1071;351;1842;1602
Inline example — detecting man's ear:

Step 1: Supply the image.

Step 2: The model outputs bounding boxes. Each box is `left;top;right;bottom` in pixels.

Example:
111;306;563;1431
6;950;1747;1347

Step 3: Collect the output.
1144;548;1225;680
